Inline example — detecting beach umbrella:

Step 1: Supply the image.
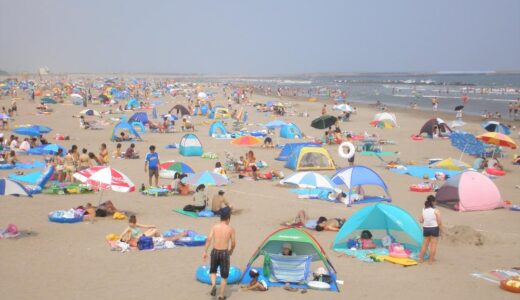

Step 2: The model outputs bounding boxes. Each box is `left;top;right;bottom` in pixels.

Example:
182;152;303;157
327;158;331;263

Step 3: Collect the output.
264;120;287;129
42;144;67;155
0;179;31;197
450;132;486;157
476;132;517;149
454;105;464;111
481;121;511;135
13;126;43;137
281;172;335;190
79;109;101;117
231;135;262;145
182;171;228;186
311;115;337;129
333;104;353;112
430;158;470;171
73;166;136;192
41;97;57;104
159;161;194;178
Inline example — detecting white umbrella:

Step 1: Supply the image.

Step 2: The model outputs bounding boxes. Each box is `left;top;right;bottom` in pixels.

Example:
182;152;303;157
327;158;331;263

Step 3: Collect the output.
281;172;335;190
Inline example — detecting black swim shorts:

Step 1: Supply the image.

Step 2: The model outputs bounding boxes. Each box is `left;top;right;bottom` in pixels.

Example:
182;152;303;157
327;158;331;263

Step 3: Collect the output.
210;249;230;278
423;226;440;237
148;167;159;178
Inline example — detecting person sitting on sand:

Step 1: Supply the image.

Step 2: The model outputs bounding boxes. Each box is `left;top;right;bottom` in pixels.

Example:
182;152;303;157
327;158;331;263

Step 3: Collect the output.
211;190;233;215
113;143;123;158
360;230;376;249
487;155;503;170
120;215;187;247
98;143;109;165
124;143;139;159
213;162;228;179
79;116;90;129
262;136;274;148
182;118;195;131
241;269;268;291
190;184;208;212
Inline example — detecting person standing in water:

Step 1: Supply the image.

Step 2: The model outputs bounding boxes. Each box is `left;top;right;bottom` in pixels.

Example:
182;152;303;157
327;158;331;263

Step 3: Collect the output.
418;195;442;264
203;213;236;300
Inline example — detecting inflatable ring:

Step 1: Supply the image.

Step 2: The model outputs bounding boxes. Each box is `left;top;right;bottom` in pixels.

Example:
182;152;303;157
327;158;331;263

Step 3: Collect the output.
196;265;241;285
411;134;424;141
409;185;433;192
48;213;83;224
338;142;355;159
485;168;505;176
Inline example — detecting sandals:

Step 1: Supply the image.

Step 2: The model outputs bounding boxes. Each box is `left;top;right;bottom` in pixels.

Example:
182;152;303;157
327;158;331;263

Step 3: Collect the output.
218;297;227;300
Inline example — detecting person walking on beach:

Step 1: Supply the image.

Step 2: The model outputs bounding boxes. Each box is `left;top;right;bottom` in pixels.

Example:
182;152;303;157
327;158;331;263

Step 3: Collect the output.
203;213;236;300
418;195;442;264
144;145;160;187
321;104;327;115
431;97;438;113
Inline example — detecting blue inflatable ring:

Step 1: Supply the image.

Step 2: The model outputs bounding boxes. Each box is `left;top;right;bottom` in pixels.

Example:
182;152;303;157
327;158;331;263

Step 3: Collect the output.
48;213;83;224
196;265;241;285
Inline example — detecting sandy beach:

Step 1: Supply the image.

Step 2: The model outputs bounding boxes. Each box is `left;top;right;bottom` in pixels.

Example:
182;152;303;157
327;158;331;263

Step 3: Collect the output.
0;83;519;300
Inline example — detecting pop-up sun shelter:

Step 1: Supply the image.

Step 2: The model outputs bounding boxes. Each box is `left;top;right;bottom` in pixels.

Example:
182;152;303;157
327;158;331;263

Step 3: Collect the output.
419;118;451;137
333;203;423;254
208;121;228;136
128;112;149;124
241;227;339;292
111;122;142;142
208;107;230;119
285;146;335;171
331;166;391;205
179;134;203;156
275;143;319;161
435;171;502;212
280;123;303;139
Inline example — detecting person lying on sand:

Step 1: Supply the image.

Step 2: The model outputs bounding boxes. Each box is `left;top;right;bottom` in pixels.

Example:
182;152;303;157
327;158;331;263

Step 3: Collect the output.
285;210;345;232
120;215;187;247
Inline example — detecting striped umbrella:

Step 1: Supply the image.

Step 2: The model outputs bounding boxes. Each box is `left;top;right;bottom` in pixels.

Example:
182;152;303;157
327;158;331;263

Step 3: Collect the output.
231;135;262;145
0;179;31;197
182;171;228;186
159;161;194;179
73;166;135;192
281;172;335;190
476;132;517;149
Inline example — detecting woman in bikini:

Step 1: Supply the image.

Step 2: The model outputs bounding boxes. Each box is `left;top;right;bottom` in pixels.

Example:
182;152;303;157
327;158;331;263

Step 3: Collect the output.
98;143;109;165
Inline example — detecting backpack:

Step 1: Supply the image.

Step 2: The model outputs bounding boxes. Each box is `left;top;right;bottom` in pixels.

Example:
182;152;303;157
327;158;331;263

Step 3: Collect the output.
137;236;154;250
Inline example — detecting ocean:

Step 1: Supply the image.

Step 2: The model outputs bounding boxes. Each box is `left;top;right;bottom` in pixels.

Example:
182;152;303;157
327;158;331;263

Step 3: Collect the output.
228;73;520;117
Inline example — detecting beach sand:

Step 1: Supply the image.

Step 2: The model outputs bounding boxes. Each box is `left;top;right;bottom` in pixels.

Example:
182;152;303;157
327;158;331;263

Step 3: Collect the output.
0;85;519;300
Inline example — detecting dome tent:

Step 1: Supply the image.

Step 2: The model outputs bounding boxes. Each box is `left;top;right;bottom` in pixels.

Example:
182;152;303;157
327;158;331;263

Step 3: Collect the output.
435;171;502;212
280;123;303;139
179;134;203;156
285;146;335;171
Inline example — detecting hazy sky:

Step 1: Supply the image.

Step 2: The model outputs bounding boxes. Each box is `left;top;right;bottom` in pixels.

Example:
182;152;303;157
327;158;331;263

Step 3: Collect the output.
1;0;519;74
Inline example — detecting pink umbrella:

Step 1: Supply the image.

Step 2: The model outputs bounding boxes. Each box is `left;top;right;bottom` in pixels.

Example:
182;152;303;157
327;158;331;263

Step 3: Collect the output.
73;166;135;192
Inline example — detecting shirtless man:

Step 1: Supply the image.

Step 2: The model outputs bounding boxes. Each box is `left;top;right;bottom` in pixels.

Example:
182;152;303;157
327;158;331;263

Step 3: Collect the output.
203;214;236;300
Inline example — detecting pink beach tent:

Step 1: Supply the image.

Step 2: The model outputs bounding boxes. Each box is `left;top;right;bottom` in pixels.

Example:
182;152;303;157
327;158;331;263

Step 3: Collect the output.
435;171;502;212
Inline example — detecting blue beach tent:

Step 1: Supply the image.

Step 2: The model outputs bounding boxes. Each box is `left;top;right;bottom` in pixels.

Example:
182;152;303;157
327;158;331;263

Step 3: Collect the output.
333;203;423;253
280;123;303;139
111;122;142;141
275;143;319;161
331;166;391;204
179;134;203;156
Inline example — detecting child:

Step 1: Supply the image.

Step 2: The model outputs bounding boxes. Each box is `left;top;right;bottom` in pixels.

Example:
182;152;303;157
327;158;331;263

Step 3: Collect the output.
360;230;376;249
241;269;268;291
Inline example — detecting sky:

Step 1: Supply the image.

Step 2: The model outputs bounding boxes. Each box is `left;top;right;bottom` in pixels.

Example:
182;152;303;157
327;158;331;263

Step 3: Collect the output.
0;0;519;74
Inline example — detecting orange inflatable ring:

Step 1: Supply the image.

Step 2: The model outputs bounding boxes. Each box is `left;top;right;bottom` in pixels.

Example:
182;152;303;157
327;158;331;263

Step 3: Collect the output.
409;185;433;192
411;134;424;141
485;168;505;176
500;279;520;293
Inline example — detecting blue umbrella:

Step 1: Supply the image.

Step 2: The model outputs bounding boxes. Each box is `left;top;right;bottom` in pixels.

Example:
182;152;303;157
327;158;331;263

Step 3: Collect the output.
13;126;42;137
481;121;511;135
35;125;52;133
450;132;486;156
264;120;287;129
43;144;67;155
0;179;31;197
281;172;335;190
182;171;228;186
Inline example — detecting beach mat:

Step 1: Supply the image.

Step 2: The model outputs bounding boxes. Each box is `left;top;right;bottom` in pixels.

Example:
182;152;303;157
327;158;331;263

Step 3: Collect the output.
360;151;395;156
173;208;215;218
390;165;461;180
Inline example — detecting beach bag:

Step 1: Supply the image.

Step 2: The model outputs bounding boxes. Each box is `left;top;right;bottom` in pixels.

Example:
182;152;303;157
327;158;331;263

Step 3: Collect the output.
137;236;154;250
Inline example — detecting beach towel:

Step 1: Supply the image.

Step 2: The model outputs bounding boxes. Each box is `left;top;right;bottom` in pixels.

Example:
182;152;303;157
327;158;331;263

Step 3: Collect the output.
266;253;312;283
141;187;170;196
173;208;216;218
164;144;179;149
360;151;395;156
163;229;207;247
290;188;332;201
8;170;42;184
201;152;218;159
390;165;461;180
0;161;46;170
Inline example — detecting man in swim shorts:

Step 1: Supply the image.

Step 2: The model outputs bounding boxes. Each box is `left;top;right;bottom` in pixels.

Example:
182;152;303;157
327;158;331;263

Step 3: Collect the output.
203;213;236;300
